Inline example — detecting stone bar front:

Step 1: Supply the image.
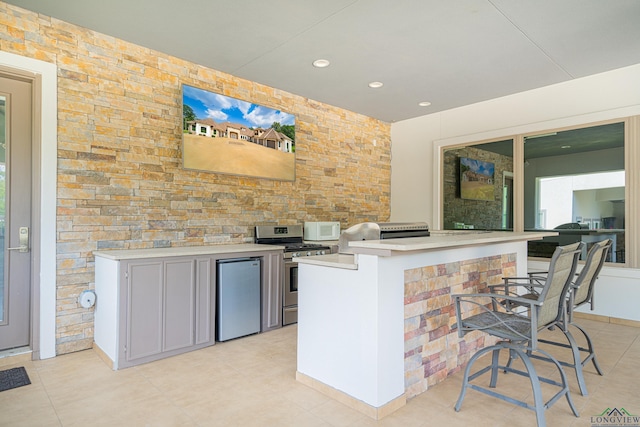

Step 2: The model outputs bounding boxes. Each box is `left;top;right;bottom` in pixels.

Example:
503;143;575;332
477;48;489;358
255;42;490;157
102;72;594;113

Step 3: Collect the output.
403;252;515;397
295;231;555;419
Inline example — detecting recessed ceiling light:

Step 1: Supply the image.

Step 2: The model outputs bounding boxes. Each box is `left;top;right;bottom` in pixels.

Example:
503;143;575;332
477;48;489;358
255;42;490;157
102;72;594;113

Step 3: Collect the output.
368;81;383;88
312;59;330;68
418;101;431;107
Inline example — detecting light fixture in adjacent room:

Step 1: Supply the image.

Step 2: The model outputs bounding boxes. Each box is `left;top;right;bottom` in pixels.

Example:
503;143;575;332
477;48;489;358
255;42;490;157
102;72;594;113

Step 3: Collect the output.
418;101;431;107
368;81;383;88
525;132;557;140
312;59;330;68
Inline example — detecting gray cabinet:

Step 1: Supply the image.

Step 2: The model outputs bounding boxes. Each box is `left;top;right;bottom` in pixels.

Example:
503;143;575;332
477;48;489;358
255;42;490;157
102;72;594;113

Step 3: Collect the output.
195;257;214;345
261;251;283;332
94;245;283;369
119;257;213;368
124;260;163;361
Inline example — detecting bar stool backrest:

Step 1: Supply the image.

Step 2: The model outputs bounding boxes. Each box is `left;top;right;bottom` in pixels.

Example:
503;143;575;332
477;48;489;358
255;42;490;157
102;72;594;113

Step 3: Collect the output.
572;239;612;310
536;241;583;328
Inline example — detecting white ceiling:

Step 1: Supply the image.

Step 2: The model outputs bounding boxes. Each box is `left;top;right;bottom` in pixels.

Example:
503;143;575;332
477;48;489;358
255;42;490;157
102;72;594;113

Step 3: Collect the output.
5;0;640;123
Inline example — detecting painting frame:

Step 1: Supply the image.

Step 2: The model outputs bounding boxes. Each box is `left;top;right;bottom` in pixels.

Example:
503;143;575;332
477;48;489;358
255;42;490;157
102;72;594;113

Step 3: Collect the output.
181;84;296;181
459;156;495;201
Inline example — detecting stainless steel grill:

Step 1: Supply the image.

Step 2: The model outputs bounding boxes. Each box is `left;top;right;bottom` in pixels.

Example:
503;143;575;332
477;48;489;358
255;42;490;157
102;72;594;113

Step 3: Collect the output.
377;222;430;239
338;221;430;253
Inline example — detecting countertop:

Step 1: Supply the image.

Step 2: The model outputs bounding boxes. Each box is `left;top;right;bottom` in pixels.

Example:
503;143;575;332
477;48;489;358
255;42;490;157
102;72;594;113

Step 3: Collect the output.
94;243;285;260
296;230;557;269
294;253;358;270
347;230;557;255
525;228;623;234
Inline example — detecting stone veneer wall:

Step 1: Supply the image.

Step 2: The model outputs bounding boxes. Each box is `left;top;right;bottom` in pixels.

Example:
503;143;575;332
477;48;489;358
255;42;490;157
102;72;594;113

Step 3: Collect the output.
0;3;391;354
442;145;513;230
403;253;517;398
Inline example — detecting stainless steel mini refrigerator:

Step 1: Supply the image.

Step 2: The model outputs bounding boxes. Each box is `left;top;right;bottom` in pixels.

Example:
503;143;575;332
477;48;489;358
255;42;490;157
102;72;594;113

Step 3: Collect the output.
216;258;261;341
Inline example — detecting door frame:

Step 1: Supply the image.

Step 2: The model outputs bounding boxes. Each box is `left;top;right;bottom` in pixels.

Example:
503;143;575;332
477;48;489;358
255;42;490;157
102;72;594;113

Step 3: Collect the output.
502;171;514;229
0;52;57;360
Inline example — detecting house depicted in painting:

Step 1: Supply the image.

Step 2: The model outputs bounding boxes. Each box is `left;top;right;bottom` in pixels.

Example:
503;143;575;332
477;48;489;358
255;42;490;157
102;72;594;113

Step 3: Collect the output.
187;119;253;141
461;170;493;184
459;157;495;201
253;127;293;152
186;119;293;153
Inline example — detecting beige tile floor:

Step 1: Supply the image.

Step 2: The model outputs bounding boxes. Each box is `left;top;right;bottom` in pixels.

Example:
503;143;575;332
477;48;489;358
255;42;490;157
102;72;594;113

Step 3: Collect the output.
1;318;639;426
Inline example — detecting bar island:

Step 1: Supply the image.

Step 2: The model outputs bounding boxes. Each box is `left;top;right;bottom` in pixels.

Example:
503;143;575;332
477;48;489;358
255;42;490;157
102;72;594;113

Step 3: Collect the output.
294;230;556;419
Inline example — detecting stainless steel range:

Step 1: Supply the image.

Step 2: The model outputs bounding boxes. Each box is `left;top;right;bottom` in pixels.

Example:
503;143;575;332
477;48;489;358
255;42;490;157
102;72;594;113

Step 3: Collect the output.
255;225;332;326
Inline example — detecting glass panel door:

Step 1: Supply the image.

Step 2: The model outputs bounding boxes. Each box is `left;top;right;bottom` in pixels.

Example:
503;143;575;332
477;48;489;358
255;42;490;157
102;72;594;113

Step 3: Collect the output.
0;74;32;350
0;95;5;322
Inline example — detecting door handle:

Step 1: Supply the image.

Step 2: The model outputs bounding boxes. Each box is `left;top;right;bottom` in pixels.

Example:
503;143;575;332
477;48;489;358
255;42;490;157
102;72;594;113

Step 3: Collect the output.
7;226;29;253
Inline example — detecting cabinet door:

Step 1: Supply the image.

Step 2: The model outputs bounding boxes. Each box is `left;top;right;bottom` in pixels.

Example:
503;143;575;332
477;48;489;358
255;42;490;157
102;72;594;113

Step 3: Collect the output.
164;259;196;352
126;261;163;361
261;252;283;331
195;257;214;345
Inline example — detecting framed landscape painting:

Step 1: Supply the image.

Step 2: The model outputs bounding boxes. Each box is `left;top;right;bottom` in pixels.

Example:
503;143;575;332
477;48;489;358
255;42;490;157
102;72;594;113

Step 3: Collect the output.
182;84;296;181
459;157;495;201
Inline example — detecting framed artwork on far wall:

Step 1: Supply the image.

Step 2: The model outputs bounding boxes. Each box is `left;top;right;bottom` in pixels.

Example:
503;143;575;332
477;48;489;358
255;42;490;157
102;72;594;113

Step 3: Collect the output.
182;84;296;181
459;157;495;201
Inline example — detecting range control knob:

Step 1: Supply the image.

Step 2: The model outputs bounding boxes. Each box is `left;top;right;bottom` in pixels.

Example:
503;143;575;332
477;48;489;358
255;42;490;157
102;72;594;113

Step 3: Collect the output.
306;251;312;256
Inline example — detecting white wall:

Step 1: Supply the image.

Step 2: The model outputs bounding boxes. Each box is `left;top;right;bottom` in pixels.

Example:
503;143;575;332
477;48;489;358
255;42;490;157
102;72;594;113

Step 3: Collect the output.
390;62;640;322
391;63;640;226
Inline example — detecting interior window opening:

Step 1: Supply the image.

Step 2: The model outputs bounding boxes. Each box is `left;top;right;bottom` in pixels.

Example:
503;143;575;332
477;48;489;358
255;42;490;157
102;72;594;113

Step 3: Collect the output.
440;120;627;265
442;139;514;231
524;122;625;263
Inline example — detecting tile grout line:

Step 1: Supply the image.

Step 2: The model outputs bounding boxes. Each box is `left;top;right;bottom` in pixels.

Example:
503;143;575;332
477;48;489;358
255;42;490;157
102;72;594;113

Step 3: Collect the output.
26;360;64;427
